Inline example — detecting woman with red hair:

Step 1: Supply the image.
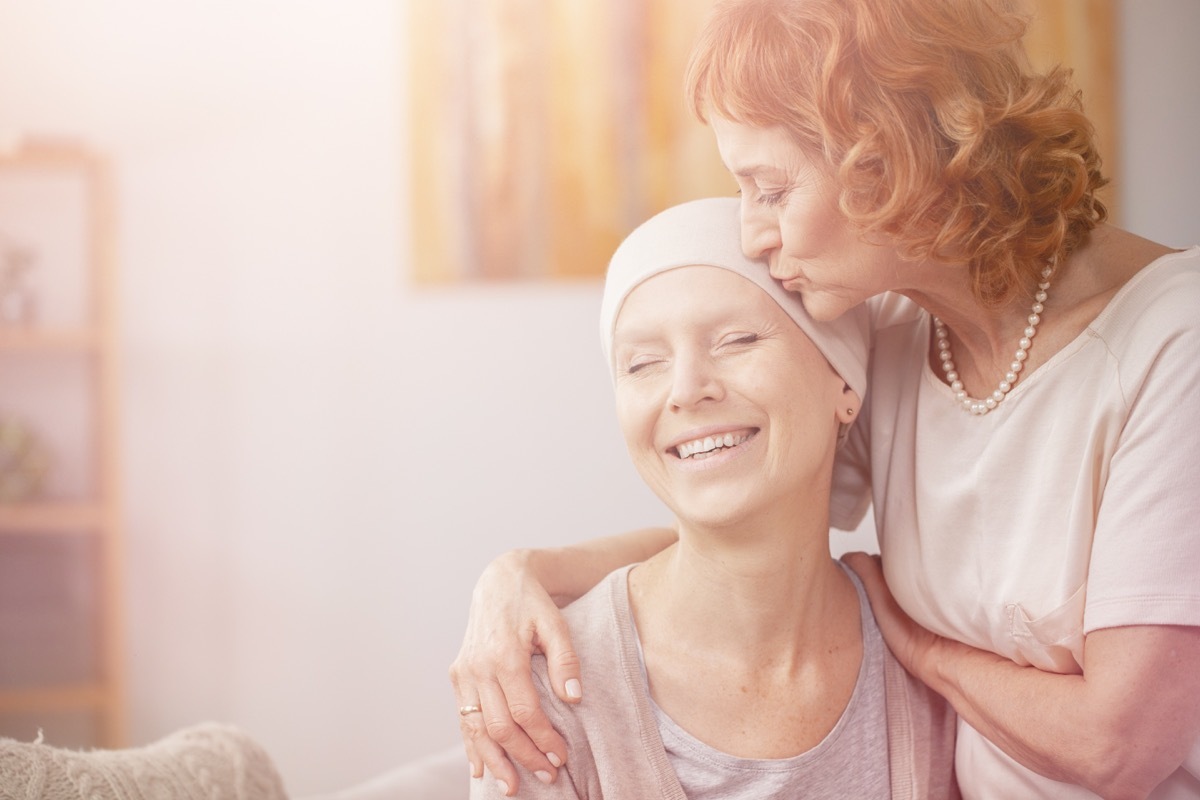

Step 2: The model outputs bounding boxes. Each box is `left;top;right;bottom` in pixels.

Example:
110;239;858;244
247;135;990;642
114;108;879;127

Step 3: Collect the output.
453;1;1200;797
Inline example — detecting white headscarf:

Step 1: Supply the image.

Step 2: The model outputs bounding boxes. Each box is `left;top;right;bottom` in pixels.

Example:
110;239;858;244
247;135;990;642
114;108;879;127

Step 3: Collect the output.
599;197;870;403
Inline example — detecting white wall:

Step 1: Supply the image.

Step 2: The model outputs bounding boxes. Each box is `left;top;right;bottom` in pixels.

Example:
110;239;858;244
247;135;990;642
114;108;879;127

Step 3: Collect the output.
1118;0;1200;246
0;0;1195;796
0;2;678;794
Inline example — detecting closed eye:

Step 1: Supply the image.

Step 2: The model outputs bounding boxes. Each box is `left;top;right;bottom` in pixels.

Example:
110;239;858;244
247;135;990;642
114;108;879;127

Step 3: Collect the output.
735;184;785;207
757;190;785;207
624;358;662;375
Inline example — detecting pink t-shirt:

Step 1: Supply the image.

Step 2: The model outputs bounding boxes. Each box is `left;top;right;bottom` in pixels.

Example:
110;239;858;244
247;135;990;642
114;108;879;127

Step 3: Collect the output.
832;247;1200;798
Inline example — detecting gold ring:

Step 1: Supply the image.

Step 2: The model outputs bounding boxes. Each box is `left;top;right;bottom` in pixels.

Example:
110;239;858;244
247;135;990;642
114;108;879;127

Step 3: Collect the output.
459;704;483;716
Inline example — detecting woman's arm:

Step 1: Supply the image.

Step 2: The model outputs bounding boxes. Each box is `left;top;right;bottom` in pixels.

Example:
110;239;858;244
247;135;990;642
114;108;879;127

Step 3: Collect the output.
451;526;676;796
845;553;1200;800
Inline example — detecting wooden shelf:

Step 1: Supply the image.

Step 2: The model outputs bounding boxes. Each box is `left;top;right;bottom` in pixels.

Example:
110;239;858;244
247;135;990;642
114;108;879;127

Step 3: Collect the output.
0;328;101;353
0;502;105;533
0;141;125;747
0;138;97;171
0;682;108;714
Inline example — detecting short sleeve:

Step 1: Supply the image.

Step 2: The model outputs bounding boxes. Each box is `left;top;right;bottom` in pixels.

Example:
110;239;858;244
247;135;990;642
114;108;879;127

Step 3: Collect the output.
1084;295;1200;633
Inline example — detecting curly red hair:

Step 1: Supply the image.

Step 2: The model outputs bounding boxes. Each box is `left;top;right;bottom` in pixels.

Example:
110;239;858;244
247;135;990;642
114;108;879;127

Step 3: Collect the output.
686;0;1108;305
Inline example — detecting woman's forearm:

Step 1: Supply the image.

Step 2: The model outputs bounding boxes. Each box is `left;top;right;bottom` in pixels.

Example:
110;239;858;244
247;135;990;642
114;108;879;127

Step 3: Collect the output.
524;526;677;605
923;625;1200;799
844;554;1200;799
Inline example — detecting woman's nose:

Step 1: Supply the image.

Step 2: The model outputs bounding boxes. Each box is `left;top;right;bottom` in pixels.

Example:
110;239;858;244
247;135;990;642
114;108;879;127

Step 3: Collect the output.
739;201;781;260
668;355;725;409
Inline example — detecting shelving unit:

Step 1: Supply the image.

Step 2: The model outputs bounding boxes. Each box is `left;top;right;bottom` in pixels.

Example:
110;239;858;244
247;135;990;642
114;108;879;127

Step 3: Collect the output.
0;139;125;747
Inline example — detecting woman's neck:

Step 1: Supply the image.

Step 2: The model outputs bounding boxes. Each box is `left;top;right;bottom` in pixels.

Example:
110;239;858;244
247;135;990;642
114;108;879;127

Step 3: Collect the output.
626;506;864;759
629;508;853;667
903;225;1172;399
901;262;1029;398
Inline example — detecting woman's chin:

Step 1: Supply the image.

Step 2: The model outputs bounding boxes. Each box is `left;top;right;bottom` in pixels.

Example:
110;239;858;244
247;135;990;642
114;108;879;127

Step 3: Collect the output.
795;289;858;322
671;496;767;535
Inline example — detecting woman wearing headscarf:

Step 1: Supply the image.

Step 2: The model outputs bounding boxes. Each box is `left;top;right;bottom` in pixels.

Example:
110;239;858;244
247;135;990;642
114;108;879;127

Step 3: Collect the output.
470;197;956;799
453;1;1200;797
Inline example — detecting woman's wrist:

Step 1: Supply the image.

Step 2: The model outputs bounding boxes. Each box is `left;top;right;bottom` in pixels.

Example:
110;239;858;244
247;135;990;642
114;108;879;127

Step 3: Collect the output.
488;546;534;578
919;634;1006;710
525;546;587;606
485;546;578;607
488;528;678;610
919;635;958;698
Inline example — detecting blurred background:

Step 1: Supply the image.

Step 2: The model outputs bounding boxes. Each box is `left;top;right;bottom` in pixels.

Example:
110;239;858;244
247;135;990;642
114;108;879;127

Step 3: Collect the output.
0;0;1196;796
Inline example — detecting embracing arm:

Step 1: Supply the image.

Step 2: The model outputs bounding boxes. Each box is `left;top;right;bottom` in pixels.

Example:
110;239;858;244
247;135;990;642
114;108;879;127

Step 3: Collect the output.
452;526;676;796
532;526;679;606
846;554;1200;800
937;624;1200;798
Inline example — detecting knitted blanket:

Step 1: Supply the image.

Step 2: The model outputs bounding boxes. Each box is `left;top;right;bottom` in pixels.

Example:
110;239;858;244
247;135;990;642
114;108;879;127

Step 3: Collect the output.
0;722;289;800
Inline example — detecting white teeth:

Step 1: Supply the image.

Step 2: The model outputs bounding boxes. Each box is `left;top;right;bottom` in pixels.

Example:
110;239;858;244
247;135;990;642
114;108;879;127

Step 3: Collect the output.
675;431;752;459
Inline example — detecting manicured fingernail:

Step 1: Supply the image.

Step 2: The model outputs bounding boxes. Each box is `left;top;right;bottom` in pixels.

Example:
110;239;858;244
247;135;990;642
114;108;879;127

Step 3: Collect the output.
497;780;509;796
565;678;582;699
535;770;553;784
547;751;563;768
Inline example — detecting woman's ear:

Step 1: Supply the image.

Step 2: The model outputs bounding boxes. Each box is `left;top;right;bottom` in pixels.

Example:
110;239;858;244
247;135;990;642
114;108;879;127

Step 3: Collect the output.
835;385;862;425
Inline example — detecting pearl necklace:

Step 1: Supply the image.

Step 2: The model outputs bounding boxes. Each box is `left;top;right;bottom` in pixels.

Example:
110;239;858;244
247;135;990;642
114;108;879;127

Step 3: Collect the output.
933;266;1052;416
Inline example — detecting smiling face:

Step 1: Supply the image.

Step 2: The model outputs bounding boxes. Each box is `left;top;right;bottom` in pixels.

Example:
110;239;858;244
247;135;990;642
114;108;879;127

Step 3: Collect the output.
612;265;855;531
711;116;906;321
